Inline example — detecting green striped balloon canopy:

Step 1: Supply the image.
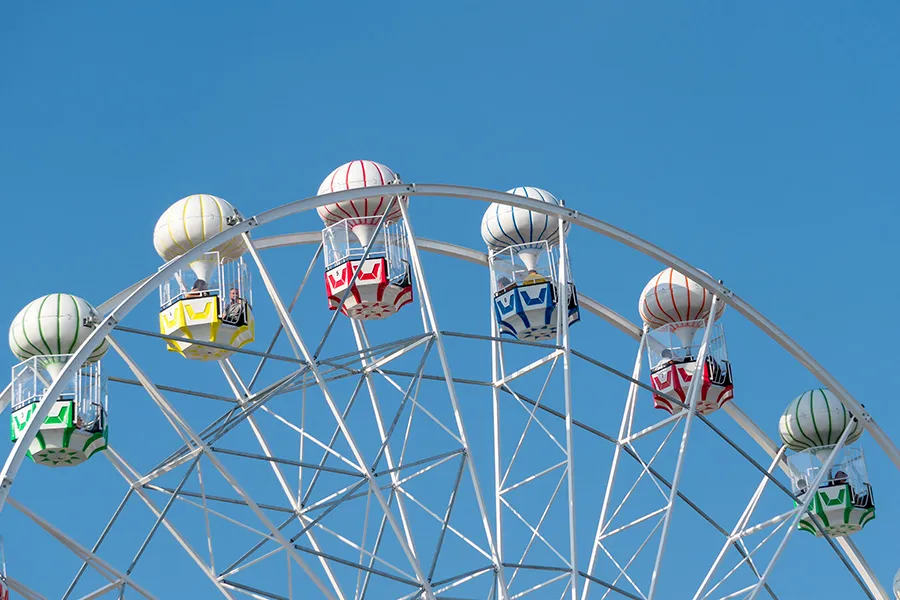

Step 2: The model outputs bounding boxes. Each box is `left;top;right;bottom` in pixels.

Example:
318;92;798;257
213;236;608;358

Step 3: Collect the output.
8;294;109;378
778;388;862;453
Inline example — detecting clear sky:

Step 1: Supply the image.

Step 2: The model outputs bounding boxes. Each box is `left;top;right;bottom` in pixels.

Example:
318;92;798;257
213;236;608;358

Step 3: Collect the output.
1;1;899;598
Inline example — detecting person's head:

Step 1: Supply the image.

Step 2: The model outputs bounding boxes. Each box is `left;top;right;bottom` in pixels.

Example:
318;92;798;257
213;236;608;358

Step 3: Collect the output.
192;279;208;291
230;288;239;302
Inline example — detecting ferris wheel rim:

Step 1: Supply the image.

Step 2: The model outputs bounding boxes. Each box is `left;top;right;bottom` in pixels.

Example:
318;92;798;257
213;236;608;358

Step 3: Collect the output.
83;179;900;472
1;181;893;500
0;182;892;599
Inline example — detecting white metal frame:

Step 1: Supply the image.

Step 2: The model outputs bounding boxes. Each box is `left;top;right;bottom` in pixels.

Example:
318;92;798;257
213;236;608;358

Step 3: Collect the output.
0;184;891;599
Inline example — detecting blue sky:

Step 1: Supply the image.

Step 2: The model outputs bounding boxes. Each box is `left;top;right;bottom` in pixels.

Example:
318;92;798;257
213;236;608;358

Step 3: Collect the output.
2;1;899;598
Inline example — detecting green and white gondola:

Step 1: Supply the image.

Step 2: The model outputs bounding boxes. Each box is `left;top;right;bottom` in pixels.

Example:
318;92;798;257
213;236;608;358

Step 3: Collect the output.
779;388;874;537
8;294;109;467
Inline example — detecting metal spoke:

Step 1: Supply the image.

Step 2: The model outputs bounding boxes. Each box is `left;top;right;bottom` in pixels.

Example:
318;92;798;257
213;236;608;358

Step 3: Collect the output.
242;232;437;599
107;338;337;599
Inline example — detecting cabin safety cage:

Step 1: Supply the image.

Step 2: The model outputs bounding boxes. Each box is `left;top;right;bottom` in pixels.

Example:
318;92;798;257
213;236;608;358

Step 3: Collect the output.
10;355;108;466
157;250;255;360
488;239;580;341
321;217;413;319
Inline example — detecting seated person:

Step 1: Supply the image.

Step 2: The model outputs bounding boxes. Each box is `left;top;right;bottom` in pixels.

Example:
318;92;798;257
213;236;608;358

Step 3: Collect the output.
75;408;103;433
795;478;808;496
222;287;249;326
496;276;514;294
831;470;849;486
185;279;209;298
522;270;548;285
654;348;676;371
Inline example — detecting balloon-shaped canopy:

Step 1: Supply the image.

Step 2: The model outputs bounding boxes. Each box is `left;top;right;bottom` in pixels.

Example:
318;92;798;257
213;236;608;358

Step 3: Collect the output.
778;388;862;452
153;194;246;284
639;268;725;344
317;160;403;247
481;187;567;271
9;294;109;377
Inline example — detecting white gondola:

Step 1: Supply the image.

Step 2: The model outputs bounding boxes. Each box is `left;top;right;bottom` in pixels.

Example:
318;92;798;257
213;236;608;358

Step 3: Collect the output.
158;251;254;360
489;240;579;341
645;319;733;414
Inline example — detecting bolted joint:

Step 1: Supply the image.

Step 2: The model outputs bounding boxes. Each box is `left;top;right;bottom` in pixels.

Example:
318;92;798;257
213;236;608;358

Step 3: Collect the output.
226;210;245;226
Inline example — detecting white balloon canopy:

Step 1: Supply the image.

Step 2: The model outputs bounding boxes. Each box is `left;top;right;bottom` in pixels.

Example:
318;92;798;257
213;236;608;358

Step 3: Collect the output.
9;294;108;377
778;388;862;452
480;186;567;271
153;194;246;284
317;160;403;247
639;267;726;348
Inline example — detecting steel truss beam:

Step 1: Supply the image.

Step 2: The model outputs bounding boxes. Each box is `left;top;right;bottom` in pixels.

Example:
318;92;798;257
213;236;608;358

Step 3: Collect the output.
108;338;338;599
242;232;438;600
399;198;510;599
2;184;889;598
249;230;888;595
8;497;157;600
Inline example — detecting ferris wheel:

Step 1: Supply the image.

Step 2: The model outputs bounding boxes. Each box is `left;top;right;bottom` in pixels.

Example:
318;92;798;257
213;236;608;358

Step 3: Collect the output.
0;160;897;599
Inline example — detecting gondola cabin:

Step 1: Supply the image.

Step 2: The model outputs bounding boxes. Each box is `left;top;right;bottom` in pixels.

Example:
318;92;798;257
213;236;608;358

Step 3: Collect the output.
10;356;108;467
158;251;254;360
779;389;874;537
646;320;733;414
322;218;413;320
489;240;579;341
787;445;875;536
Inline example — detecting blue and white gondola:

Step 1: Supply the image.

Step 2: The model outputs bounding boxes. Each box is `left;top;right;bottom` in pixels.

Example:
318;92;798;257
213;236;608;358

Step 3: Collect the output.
482;187;580;341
